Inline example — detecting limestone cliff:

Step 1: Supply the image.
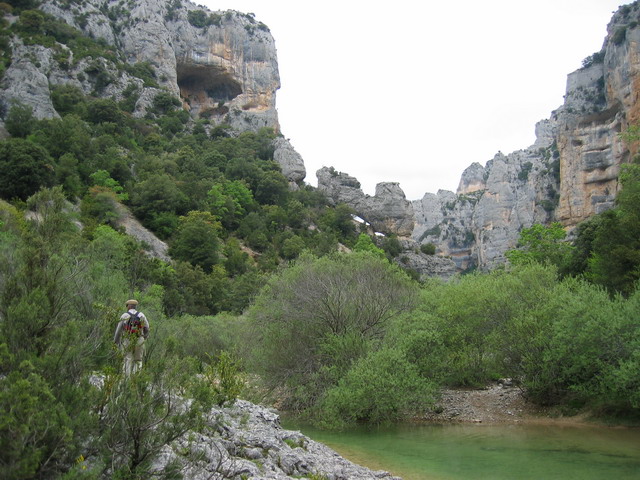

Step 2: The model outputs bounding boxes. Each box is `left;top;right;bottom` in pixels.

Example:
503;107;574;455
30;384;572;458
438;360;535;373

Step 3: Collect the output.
0;0;305;182
318;3;640;272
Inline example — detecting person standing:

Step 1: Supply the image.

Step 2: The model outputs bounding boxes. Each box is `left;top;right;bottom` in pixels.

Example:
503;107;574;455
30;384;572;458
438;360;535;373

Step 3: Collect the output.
114;299;150;376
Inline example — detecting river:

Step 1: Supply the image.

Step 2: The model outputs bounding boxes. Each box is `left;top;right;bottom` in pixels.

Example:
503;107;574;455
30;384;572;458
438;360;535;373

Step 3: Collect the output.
281;420;640;479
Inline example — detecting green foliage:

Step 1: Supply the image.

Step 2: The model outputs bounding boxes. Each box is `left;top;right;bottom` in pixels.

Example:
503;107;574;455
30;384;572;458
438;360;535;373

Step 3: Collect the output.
353;233;385;258
515;278;640;412
518;161;533;181
613;26;627;45
4;102;35;137
0;138;54;200
90;169;128;201
317;347;435;428
506;222;573;269
247;252;418;413
124;61;157;87
85;98;124;124
151;90;181;114
187;9;209;28
81;186;120;225
99;364;206;479
565;133;640;295
0;359;73;480
582;50;605;69
582;161;640;296
420;242;436;255
410;265;559;386
318;203;356;241
381;235;402;258
203;350;244;406
17;8;44;32
169;211;221;273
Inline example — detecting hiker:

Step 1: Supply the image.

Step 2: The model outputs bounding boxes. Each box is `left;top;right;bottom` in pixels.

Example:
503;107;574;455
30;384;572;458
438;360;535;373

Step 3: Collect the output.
114;299;150;376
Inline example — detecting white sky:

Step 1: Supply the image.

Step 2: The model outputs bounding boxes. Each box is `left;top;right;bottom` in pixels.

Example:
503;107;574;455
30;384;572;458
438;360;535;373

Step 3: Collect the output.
200;0;627;200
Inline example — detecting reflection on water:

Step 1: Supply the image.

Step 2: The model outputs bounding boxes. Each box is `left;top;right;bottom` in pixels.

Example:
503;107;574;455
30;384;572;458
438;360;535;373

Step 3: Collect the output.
281;420;640;480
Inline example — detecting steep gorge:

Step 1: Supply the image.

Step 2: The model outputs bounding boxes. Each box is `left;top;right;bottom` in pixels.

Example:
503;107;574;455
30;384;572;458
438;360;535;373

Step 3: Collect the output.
2;1;639;275
319;2;640;273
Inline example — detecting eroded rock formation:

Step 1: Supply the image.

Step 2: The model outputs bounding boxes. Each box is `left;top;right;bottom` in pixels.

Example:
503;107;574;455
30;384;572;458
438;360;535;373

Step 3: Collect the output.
317;167;415;236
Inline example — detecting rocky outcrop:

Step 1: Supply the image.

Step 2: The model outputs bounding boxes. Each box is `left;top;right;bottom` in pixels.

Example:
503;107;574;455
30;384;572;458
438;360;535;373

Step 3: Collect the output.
114;203;170;262
0;0;303;182
317;167;415;236
273;137;306;185
154;400;400;480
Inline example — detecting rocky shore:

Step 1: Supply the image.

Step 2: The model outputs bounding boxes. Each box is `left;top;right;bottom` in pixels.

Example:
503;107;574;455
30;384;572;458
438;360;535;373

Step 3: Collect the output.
153;399;400;480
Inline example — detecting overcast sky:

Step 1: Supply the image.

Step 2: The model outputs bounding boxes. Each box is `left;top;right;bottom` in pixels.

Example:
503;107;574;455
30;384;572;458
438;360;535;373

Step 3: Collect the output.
201;0;627;200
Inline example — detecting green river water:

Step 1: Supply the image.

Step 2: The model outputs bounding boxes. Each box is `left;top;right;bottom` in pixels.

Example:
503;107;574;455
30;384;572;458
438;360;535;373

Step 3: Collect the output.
281;420;640;479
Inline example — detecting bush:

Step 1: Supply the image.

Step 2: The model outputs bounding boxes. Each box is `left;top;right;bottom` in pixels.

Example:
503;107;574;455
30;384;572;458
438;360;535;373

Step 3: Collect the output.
317;347;435;428
247;252;418;411
187;9;208;28
613;27;627;45
420;243;436;255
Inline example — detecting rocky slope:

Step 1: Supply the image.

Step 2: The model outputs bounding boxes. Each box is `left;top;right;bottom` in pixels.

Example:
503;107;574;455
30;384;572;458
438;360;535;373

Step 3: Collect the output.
0;0;305;183
318;2;640;272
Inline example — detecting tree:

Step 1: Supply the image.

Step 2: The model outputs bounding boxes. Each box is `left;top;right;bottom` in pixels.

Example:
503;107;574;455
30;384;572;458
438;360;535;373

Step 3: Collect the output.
99;365;208;479
90;169;127;200
17;9;44;32
169;211;221;273
0;359;73;480
281;234;306;259
586;162;640;295
0;138;54;200
506;222;573;268
4;102;35;138
353;233;385;259
248;252;418;410
51;84;86;115
55;153;82;198
318;203;356;241
254;170;289;205
85;98;124;124
129;173;189;227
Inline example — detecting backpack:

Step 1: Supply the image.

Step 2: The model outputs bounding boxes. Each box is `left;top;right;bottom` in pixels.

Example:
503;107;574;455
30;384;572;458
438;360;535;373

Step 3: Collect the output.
123;310;142;336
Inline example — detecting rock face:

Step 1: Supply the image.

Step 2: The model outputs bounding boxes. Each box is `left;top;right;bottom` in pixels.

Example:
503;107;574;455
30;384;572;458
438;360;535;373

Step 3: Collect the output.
317;4;640;272
114;203;170;262
0;0;305;183
154;400;400;480
317;167;415;236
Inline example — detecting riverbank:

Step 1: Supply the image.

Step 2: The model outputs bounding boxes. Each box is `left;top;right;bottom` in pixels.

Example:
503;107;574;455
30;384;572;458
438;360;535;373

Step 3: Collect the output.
422;381;596;426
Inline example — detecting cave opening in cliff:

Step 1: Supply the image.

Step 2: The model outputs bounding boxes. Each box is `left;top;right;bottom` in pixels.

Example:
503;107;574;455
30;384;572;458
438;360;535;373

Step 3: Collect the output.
176;63;242;108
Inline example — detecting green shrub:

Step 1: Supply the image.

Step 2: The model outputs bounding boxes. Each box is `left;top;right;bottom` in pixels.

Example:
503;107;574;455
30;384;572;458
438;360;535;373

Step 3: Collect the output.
187;9;208;28
317;347;435;428
613;26;627;45
420;243;436;255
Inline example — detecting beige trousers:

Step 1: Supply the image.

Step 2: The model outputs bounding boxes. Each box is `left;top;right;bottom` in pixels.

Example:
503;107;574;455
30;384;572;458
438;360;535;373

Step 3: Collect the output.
121;336;145;376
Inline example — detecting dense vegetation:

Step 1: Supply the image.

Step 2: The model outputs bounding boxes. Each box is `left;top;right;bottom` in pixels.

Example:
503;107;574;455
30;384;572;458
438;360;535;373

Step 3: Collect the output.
1;3;640;478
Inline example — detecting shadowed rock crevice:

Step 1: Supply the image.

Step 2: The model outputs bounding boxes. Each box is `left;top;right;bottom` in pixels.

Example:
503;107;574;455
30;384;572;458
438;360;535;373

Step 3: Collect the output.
177;62;242;115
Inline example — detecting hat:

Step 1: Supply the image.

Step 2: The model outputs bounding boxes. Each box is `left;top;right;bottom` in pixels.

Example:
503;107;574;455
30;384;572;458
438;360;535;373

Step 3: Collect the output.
126;299;138;306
